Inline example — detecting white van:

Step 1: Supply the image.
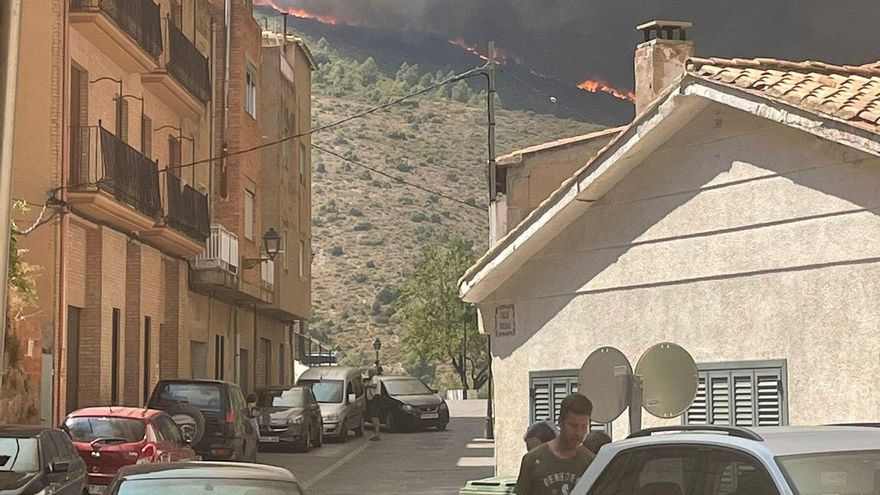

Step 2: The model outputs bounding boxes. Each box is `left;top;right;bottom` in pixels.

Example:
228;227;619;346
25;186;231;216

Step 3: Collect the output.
296;367;365;442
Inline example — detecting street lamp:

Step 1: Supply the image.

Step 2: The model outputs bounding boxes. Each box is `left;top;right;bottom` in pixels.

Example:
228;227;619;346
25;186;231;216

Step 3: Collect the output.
242;228;283;269
372;337;381;366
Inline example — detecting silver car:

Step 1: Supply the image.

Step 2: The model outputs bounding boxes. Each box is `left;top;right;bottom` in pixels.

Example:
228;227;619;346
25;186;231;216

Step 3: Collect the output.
572;425;880;495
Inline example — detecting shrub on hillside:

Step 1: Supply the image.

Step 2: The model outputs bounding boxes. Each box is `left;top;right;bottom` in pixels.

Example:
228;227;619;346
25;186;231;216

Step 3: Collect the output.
353;222;372;231
330;245;344;256
410;212;427;222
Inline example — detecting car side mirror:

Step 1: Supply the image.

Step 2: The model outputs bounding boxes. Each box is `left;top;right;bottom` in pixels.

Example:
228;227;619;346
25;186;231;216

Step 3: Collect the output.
49;461;70;474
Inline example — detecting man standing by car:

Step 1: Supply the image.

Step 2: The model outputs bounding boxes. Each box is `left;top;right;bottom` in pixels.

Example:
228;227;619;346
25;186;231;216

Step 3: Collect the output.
365;367;382;441
514;393;594;495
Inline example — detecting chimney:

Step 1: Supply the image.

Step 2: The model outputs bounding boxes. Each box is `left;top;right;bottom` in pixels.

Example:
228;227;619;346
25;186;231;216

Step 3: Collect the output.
634;20;694;115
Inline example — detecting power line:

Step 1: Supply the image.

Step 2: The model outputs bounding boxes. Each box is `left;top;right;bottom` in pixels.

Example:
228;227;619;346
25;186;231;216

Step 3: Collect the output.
498;66;593;122
312;144;484;212
158;64;487;176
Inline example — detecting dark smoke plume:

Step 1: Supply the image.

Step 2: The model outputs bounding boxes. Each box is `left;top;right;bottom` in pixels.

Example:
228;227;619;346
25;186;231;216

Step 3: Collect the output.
260;0;880;91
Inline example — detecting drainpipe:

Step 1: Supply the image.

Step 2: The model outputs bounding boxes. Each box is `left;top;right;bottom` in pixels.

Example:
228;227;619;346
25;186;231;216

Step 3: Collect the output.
208;19;215;215
0;0;22;402
252;304;257;388
222;0;231;199
55;0;71;424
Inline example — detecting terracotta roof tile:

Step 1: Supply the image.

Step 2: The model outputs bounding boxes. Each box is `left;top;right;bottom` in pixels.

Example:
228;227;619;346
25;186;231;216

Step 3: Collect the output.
687;57;880;132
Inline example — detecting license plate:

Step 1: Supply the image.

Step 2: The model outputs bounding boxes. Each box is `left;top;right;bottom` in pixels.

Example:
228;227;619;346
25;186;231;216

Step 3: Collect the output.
87;485;106;495
421;413;439;419
259;436;280;443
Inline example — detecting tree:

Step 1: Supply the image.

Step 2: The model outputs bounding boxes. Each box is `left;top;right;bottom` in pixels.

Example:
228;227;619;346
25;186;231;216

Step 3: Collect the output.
397;238;488;390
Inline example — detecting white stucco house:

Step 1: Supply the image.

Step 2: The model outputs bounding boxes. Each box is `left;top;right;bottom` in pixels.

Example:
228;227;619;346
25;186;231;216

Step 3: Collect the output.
460;21;880;475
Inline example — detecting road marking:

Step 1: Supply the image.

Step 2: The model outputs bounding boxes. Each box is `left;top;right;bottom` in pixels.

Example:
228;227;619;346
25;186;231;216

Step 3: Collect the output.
457;456;495;467
466;443;494;449
470;438;494;442
301;440;372;490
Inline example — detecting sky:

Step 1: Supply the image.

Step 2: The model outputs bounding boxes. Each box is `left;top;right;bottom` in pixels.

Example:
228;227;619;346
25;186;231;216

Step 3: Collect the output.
259;0;880;92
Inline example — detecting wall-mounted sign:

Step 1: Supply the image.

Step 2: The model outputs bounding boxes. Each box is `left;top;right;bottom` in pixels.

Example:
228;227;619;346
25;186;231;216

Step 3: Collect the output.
495;304;515;337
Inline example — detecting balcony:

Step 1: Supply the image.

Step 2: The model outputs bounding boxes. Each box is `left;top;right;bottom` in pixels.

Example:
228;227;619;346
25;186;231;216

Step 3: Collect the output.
142;19;210;117
261;259;275;292
70;0;162;72
141;174;210;257
192;225;267;303
68;125;162;233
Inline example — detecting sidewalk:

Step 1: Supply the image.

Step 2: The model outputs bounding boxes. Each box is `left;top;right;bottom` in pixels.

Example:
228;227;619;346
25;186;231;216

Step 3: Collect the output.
447;399;488;418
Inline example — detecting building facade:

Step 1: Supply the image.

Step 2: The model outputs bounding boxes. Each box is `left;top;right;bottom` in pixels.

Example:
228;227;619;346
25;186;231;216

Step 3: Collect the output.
462;22;880;475
9;0;313;425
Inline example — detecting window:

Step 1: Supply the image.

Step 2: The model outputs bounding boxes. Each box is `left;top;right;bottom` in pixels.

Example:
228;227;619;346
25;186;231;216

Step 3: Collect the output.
588;452;637;495
111;308;121;405
143;317;151;405
283;230;289;270
245;66;257;117
117;98;129;142
684;360;787;427
240;349;250;392
168;136;181;177
530;371;611;435
705;449;779;495
244;189;255;240
299;142;306;185
214;335;225;380
298;239;306;277
141;115;152;158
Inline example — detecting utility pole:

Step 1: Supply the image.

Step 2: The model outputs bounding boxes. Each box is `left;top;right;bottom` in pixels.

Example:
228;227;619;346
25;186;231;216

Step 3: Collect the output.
487;41;498;244
0;0;23;397
484;40;496;439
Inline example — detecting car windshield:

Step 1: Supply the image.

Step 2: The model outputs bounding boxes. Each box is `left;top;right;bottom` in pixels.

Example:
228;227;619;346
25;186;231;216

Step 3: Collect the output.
156;383;224;412
64;417;146;444
0;438;39;473
115;479;302;495
257;388;305;408
382;378;432;396
299;380;343;403
777;450;880;495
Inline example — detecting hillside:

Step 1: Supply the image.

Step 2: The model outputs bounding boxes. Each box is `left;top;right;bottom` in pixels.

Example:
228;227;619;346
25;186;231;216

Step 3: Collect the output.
302;34;603;378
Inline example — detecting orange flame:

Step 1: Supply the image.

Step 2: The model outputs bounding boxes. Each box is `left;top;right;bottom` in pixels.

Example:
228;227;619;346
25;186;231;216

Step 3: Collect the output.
577;78;635;102
256;0;343;26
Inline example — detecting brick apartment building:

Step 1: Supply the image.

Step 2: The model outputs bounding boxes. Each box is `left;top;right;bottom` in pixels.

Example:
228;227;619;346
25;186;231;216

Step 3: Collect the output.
9;0;314;425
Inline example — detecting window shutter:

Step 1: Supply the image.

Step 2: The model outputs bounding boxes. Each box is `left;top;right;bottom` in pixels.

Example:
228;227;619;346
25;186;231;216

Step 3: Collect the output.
141;115;152;158
552;380;570;420
732;373;754;426
756;371;782;426
709;374;731;424
118;99;129;142
686;375;708;424
531;380;551;422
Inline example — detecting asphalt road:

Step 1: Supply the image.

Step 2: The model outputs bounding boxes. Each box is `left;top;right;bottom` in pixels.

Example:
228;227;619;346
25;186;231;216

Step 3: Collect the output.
258;400;495;495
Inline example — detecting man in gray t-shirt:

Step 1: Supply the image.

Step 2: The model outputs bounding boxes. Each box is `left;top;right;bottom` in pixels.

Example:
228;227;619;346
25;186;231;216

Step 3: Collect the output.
514;394;595;495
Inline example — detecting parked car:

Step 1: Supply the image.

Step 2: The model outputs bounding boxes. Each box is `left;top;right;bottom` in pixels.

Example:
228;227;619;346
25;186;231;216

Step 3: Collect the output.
571;425;880;495
104;461;305;494
255;386;323;452
0;425;87;495
297;367;366;442
147;379;258;462
376;375;449;432
63;407;196;493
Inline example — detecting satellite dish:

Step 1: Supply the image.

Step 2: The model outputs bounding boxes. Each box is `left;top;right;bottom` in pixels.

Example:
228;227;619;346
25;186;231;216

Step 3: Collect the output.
578;347;632;423
635;342;699;419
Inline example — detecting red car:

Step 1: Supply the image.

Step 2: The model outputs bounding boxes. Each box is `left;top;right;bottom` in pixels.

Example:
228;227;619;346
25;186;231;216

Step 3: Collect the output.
63;407;196;493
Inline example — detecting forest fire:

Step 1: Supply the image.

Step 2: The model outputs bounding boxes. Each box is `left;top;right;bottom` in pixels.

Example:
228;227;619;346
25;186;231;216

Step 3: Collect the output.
577;78;635;102
448;39;509;64
256;0;342;25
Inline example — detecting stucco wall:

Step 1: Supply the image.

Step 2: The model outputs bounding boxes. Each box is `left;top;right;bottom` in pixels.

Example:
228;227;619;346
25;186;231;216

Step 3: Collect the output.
481;102;880;474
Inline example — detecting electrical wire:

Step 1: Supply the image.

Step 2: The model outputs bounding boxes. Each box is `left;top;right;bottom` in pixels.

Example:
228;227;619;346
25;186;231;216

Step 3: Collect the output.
312;144;485;212
11;203;52;235
498;66;593;122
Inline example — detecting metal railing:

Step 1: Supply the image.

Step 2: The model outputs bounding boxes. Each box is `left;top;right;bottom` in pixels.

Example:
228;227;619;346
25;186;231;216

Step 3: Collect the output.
261;259;275;291
196;224;239;275
166;19;210;103
71;0;163;59
69;124;162;219
166;174;210;241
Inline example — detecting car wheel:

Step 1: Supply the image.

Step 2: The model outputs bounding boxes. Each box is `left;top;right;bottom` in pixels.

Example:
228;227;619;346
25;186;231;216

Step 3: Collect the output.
298;428;310;453
167;403;206;445
384;411;396;433
437;421;448;431
312;424;323;448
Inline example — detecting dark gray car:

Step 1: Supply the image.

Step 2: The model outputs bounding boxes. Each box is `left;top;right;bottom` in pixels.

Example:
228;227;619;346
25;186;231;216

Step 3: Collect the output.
255;386;323;452
0;426;87;495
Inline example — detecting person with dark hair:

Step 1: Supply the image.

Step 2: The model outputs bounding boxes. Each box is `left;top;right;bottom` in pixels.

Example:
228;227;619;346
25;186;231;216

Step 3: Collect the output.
514;393;595;495
583;431;612;455
524;419;558;451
